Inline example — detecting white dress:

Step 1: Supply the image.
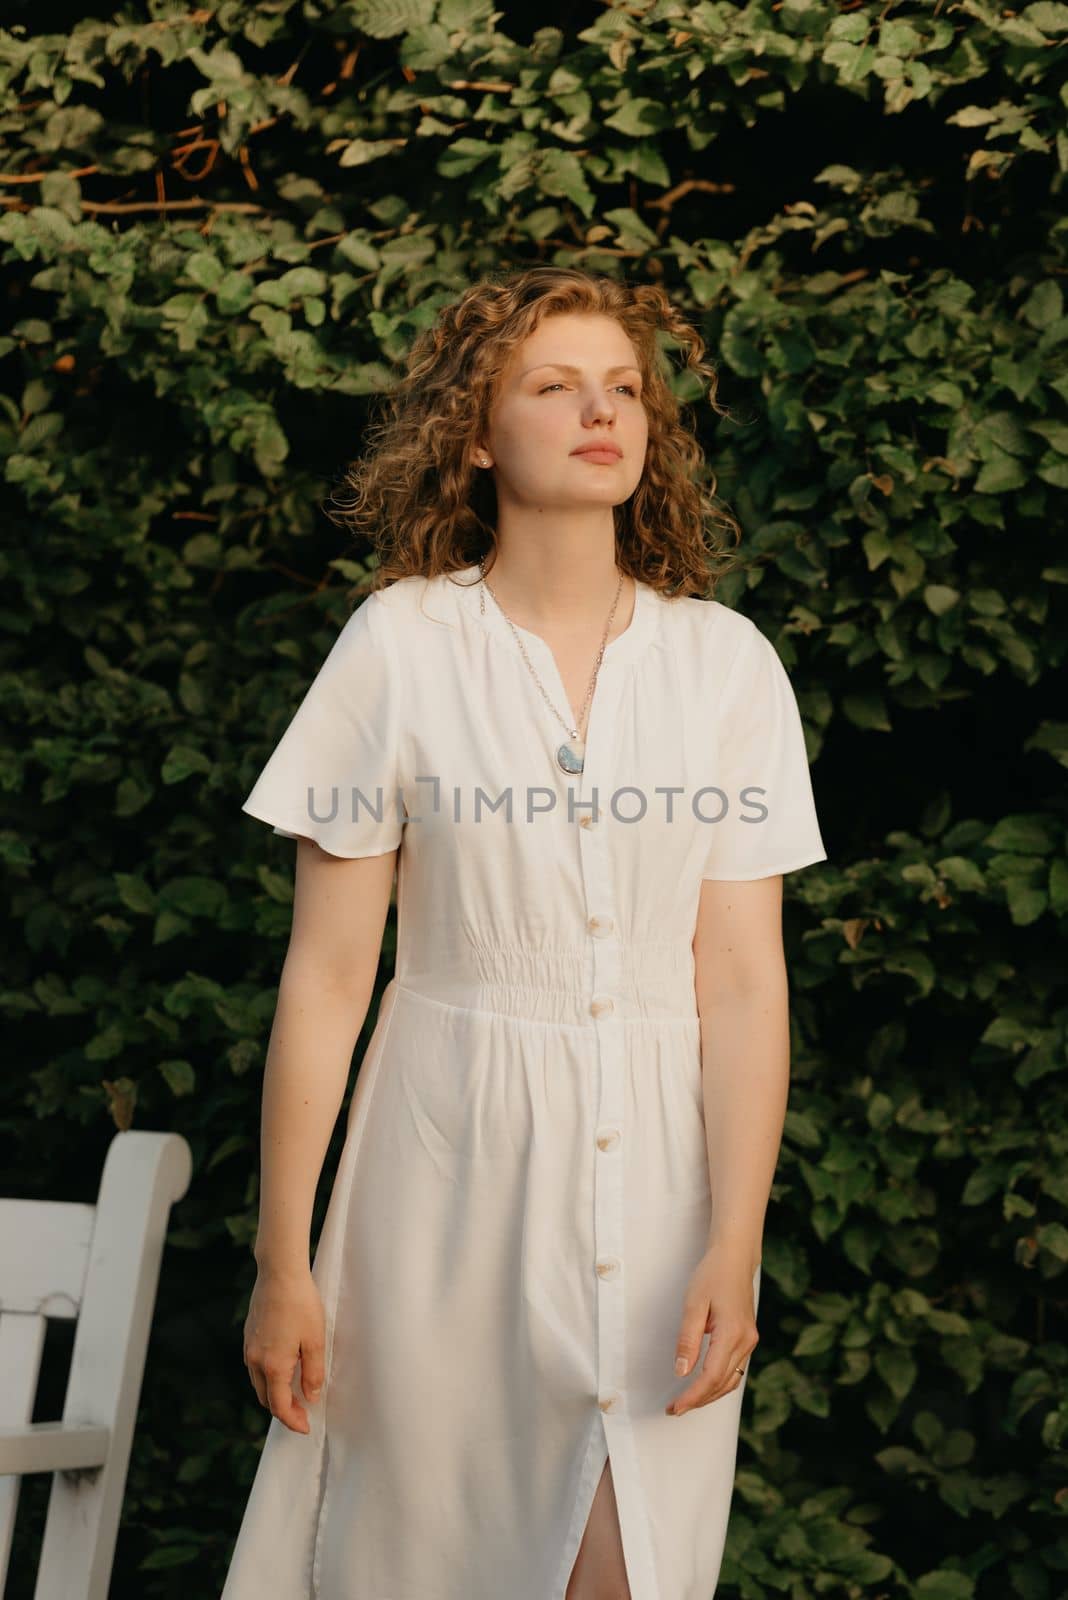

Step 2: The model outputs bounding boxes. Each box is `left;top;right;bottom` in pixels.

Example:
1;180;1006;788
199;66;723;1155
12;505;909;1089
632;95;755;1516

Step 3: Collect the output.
221;563;827;1600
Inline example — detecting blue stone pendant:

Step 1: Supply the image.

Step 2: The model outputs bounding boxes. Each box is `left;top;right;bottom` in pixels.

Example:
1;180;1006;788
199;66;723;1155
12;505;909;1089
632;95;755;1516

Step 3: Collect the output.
557;740;585;774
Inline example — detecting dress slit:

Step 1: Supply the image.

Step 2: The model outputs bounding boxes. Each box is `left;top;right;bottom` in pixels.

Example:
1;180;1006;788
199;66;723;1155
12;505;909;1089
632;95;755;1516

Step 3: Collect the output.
555;1415;611;1599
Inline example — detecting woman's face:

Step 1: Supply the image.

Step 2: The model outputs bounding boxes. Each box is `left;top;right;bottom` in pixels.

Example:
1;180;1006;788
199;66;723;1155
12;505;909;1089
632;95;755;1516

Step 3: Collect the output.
479;312;649;510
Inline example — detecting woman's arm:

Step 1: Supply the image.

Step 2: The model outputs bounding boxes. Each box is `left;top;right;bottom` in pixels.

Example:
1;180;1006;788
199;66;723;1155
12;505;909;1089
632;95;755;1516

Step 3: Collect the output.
692;874;791;1279
252;837;399;1274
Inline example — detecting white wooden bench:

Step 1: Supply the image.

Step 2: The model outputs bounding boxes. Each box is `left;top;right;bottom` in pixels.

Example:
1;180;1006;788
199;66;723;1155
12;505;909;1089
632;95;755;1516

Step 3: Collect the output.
0;1130;192;1599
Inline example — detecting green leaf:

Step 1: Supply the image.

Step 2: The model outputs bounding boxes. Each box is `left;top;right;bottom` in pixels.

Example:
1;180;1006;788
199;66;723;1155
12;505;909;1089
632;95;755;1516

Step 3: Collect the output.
1035;1222;1068;1261
1022;3;1068;33
86;1023;126;1062
883;949;936;997
400;24;453;70
924;584;959;615
794;1322;837;1357
985;815;1055;854
187;46;246;83
139;1545;203;1570
351;0;435;37
115;874;156;915
154;909;191;943
914;1571;975;1600
602;207;659;250
1049;858;1068;914
184;252;224;290
1023;721;1068;770
976;411;1030;457
783;1108;823;1149
1029;420;1068;455
947;106;1000;128
603;98;667;137
1006;882;1046;926
1020;280;1062;329
439;0;495;24
974;449;1029;494
842;693;892;732
161;877;228;918
927;1310;972;1336
629;141;671;188
979;1015;1042;1053
161;746;212;783
338;139;400;169
936;857;986;892
536;148;596;216
874;1346;917;1401
436;137;495;178
158;1059;196;1097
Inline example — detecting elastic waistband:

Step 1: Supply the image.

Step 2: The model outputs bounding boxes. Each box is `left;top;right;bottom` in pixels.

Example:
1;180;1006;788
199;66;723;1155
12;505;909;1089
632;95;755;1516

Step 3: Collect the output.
388;953;700;1029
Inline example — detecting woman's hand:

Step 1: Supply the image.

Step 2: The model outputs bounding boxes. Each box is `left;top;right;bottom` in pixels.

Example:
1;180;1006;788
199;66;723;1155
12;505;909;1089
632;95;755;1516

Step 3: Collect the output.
666;1243;760;1417
243;1264;326;1435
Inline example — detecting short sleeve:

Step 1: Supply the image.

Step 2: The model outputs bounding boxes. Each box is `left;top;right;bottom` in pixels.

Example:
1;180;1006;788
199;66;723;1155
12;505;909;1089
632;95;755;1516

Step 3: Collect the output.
701;619;827;882
241;591;406;859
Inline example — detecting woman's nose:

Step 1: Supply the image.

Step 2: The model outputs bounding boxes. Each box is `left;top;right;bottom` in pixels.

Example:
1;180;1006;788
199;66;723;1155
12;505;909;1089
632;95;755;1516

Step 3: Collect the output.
582;396;617;423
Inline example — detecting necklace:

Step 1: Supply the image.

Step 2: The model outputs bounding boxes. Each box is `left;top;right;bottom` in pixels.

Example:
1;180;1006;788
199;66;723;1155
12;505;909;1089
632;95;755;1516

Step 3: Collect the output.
478;558;624;775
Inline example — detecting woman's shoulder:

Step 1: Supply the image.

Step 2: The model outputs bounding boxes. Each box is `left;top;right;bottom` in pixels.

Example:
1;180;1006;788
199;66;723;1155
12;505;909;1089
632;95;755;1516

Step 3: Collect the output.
366;573;422;610
369;570;468;633
361;573;434;633
658;590;763;662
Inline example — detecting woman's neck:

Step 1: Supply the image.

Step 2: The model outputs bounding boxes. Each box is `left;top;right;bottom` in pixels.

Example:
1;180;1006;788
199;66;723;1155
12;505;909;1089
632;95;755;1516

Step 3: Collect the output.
482;542;631;635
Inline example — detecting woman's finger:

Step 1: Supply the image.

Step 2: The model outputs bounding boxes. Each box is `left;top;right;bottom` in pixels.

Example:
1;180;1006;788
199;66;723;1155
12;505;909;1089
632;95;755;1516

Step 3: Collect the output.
246;1359;268;1410
669;1331;754;1414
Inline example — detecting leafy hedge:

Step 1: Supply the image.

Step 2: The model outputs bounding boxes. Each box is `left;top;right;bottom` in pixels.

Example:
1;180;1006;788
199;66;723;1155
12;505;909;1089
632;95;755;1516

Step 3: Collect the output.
2;1;1066;1595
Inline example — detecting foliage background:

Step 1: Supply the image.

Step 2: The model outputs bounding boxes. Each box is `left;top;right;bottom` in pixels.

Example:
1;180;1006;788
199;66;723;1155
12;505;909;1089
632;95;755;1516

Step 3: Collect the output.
2;0;1066;1594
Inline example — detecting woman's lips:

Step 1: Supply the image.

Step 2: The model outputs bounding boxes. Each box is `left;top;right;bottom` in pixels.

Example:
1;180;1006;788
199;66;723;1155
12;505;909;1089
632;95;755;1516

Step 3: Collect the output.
573;448;622;463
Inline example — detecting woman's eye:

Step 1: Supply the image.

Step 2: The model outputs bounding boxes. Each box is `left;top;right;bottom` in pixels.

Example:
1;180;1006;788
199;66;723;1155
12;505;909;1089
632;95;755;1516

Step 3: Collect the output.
537;383;640;395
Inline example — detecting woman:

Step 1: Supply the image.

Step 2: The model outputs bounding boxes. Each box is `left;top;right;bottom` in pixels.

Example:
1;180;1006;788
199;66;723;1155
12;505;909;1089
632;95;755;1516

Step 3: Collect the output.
221;266;827;1600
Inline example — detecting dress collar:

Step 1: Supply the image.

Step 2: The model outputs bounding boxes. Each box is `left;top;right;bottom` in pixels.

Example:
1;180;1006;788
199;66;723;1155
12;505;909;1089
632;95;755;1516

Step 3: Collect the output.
420;561;660;669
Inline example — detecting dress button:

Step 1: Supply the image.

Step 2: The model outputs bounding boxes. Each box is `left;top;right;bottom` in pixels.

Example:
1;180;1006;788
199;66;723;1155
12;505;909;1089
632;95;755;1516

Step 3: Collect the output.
579;814;598;829
598;1394;620;1413
587;915;614;937
596;1129;621;1151
595;1257;621;1279
589;997;615;1018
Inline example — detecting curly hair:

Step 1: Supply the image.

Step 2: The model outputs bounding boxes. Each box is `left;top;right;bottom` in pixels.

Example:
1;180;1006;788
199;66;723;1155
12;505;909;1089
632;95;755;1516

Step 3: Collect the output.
324;265;742;600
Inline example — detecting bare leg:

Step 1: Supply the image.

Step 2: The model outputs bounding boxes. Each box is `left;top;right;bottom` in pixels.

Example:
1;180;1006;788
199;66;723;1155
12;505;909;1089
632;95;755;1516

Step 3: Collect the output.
565;1456;632;1600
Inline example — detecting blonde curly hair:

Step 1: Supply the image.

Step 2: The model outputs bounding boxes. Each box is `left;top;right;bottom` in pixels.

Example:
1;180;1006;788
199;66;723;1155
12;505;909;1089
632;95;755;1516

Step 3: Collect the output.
324;265;742;599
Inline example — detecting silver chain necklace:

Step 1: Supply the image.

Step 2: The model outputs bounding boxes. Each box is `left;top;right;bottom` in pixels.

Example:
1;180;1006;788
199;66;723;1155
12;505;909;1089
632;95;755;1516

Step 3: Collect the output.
478;558;624;775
